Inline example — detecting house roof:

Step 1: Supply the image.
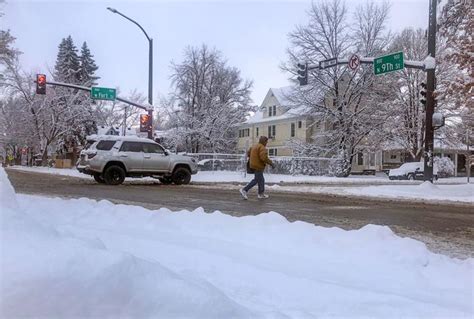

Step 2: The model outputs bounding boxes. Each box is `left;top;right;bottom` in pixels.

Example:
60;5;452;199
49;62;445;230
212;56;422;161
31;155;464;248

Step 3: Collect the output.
270;86;299;107
242;86;310;125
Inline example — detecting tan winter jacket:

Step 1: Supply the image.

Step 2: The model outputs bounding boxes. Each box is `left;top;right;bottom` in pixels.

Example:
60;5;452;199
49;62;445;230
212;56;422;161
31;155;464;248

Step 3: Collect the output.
248;143;273;172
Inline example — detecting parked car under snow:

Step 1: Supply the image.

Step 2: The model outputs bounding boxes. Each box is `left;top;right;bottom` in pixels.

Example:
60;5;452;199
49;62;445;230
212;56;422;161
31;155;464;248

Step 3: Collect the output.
388;162;438;180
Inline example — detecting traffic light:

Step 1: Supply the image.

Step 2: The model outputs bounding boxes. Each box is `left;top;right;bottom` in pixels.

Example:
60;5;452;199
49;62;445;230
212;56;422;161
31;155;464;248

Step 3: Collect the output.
420;82;427;108
36;74;46;95
140;114;151;133
297;63;308;86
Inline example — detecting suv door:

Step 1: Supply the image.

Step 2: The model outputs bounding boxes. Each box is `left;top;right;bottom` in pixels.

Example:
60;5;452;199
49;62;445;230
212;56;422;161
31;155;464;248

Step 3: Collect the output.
118;142;144;172
142;143;170;172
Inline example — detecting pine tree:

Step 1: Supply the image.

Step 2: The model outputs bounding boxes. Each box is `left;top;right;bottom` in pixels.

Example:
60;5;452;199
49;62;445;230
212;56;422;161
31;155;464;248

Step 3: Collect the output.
79;42;99;86
54;35;80;84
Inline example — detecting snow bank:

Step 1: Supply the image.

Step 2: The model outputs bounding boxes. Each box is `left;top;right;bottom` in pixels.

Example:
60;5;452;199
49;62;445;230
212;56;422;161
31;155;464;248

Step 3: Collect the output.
1;168;473;318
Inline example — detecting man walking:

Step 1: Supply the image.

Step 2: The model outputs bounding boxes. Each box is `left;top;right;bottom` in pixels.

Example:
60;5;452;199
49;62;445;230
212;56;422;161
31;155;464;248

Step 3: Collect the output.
240;136;275;200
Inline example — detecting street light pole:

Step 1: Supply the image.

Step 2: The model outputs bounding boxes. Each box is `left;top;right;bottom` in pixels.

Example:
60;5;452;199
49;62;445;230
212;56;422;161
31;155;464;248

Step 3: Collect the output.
107;7;154;139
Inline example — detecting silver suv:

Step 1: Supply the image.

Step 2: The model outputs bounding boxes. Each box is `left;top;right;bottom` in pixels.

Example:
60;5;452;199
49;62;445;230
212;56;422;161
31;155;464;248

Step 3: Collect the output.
77;135;198;185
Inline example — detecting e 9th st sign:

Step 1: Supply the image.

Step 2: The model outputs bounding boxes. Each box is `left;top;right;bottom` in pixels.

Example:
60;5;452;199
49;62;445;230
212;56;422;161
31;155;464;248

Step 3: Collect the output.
374;52;404;75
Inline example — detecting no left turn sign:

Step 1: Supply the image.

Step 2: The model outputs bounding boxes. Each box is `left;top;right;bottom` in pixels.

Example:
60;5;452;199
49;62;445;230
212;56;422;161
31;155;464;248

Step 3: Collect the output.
349;54;360;70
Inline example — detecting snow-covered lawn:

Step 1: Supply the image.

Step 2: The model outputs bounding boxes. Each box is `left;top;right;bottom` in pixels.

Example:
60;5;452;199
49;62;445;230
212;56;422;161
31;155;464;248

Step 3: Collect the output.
1;168;473;318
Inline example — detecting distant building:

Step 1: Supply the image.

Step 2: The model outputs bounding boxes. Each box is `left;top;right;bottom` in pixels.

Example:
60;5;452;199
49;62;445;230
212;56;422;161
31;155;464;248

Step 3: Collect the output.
237;87;312;157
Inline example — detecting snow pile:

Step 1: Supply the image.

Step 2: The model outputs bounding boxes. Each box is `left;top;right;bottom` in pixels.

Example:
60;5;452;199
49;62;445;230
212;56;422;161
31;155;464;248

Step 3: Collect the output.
1;168;473;318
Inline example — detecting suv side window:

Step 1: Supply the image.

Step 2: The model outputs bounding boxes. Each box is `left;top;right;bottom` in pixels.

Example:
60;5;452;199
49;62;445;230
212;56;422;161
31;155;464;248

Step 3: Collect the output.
143;143;164;154
120;142;143;152
96;140;116;151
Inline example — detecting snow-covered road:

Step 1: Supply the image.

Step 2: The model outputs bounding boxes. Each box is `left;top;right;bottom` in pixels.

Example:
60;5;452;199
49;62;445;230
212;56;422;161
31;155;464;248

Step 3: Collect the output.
8;166;474;204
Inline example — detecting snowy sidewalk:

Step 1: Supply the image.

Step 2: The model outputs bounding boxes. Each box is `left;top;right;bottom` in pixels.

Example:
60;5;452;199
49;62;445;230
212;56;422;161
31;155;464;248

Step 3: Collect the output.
1;167;473;318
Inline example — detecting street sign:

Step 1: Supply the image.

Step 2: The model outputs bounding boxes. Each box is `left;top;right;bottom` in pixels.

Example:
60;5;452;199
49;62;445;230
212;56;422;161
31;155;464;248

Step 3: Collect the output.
374;52;404;75
319;57;337;69
348;54;360;70
91;87;116;101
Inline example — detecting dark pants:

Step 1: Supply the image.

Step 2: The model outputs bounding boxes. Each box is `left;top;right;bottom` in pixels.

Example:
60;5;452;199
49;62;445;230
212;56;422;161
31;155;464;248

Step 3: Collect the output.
244;171;265;194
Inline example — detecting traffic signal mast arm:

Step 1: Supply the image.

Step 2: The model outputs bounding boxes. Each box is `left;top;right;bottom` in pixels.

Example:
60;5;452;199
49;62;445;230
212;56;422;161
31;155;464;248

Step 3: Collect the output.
34;80;152;111
305;57;428;71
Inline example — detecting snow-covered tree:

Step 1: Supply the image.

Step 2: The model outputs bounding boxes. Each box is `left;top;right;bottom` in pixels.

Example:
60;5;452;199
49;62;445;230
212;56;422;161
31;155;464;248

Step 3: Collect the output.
54;36;80;84
167;44;253;153
381;28;427;161
51;37;102;160
283;0;392;176
79;42;99;86
438;0;473;109
438;0;473;148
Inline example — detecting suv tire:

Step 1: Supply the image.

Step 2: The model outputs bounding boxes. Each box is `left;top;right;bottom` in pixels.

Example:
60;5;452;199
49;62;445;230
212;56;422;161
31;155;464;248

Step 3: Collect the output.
159;176;173;185
407;173;415;181
172;167;191;185
93;174;105;184
104;165;126;185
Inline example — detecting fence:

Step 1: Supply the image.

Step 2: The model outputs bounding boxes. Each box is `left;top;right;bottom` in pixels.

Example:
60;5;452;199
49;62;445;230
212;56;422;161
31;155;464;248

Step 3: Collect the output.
183;152;335;176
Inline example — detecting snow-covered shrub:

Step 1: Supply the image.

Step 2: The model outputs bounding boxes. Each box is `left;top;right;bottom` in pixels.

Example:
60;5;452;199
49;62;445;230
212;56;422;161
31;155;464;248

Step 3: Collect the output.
269;157;334;176
327;150;351;177
434;156;455;178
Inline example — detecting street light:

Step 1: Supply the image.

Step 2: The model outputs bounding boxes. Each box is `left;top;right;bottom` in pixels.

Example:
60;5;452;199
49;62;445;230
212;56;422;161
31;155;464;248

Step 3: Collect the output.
107;7;154;139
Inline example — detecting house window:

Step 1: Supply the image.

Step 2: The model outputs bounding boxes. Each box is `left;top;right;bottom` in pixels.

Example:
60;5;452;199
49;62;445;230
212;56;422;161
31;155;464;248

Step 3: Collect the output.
256;127;259;137
269;148;278;156
298;121;302;129
239;129;250;138
268;105;276;117
268;125;276;138
291;123;296;137
357;153;364;165
390;154;397;160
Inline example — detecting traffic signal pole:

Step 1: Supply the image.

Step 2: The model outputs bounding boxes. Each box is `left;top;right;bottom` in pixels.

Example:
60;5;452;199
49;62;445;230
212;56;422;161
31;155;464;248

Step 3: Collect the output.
423;0;437;182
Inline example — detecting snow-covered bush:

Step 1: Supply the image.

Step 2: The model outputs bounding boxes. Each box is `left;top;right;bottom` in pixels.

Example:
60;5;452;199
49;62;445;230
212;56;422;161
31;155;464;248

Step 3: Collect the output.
270;157;334;176
434;156;455;178
327;150;352;177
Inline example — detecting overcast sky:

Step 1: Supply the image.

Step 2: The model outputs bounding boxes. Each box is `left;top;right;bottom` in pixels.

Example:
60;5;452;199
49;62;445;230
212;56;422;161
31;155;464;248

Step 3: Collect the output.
4;0;429;105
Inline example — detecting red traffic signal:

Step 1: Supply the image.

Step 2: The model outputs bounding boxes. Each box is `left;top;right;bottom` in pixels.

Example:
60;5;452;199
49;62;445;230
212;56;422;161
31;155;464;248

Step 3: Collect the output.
36;74;46;95
140;114;151;132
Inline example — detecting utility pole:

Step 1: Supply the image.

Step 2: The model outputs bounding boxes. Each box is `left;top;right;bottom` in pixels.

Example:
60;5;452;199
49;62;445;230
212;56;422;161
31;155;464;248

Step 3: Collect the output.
423;0;437;182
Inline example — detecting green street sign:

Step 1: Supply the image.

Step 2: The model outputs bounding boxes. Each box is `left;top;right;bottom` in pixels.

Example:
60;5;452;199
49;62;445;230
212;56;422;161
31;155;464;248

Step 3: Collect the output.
374;52;404;75
91;87;116;101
